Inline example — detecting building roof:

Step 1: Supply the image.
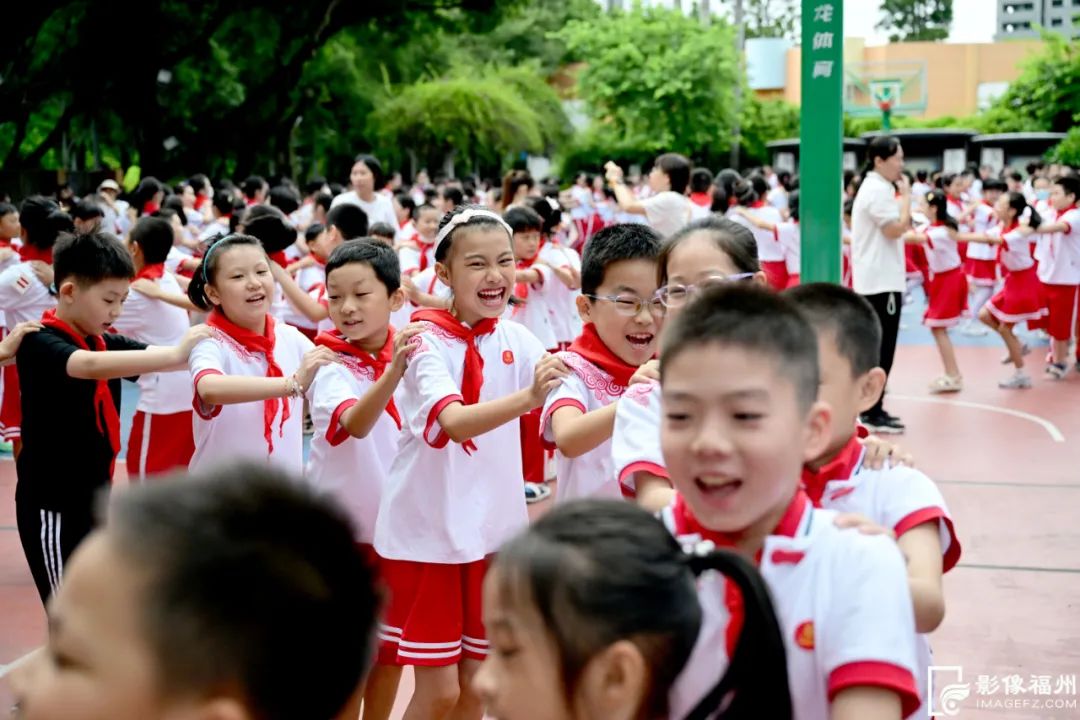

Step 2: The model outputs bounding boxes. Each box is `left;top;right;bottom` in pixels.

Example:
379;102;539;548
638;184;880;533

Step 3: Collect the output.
970;132;1067;144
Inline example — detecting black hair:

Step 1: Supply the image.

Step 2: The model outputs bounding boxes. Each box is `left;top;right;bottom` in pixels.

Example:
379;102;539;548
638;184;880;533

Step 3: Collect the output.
352;155;385;189
325;238;401;294
132;177;164;213
924;189;959;231
105;463;377;720
412;202;439;221
212;192;235;217
785;283;881;377
732;179;758;207
525;196;560;236
242;206;297;254
396;193;416;216
1054;174;1080;199
268;185;301;216
503;205;543;234
748;174;769;199
916;169;928;182
315;192;333;214
188;174;209;194
657;215;759;287
434;204;512;263
304;222;326;243
788;189;800;222
982;178;1007;193
440;186;465;208
1003;191;1042;229
1007;171;1023;183
494;499;791;720
54;232;135;287
690;168;714;194
367;222;396;240
72;198;104;221
580;223;662;296
186;235;264;311
500;170;534;210
842;198;855;217
325;203;369;241
863;135;902;175
130;216;176;265
242;175;267;201
303;177;328;196
660;284;820;413
0;202;16;217
19;195;72;250
938;173;960;192
653;153;691;194
777;170;793;191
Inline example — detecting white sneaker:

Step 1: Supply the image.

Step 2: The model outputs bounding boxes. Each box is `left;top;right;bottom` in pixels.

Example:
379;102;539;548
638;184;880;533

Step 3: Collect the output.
998;372;1032;389
960;322;989;337
929;375;963;393
1045;363;1069;380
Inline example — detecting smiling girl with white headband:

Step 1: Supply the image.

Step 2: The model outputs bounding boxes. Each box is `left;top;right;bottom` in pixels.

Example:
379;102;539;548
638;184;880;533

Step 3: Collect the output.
372;205;568;720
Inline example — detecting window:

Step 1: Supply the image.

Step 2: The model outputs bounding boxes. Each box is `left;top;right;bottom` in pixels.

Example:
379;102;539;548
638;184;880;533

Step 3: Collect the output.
1052;0;1063;7
1052;17;1063;25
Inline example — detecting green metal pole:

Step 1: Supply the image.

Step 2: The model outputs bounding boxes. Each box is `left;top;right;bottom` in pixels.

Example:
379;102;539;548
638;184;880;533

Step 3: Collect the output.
800;0;843;284
882;105;892;131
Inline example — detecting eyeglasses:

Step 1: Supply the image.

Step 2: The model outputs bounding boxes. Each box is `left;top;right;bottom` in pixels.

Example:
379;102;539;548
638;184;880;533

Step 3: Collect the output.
655;273;756;308
583;293;666;318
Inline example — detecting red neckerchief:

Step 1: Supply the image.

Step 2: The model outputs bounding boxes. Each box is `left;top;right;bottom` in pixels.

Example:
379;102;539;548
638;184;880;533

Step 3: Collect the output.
268;250;289;267
194;196;207;211
1056;204;1077;220
143;201;160;215
749;200;765;209
566;323;638;389
689;191;712;207
673;489;810;563
19;245;52;263
410;309;498;453
40;309;121;475
314;328;401;429
0;238;12;248
946;195;963;208
514;243;545;303
413;234;435;272
801;434;864;505
1001;220;1020;236
310;253;326;267
206;310;289;454
135;263;165;281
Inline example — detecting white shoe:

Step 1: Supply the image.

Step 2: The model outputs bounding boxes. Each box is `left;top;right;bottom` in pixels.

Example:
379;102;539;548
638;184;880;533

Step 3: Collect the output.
929;375;963;393
960;322;989;337
998;372;1032;389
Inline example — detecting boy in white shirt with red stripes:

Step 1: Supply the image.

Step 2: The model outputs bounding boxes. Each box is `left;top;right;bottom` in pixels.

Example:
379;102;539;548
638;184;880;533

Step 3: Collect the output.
1031;175;1080;378
660;284;920;720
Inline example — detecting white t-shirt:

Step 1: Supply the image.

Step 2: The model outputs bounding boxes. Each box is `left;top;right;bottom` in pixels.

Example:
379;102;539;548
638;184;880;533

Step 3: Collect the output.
373;319;546;564
111;272;192;415
188;322;313;477
665;494;921;720
540;351;625;502
509;263;557;350
330;190;398;229
0;261;55;327
306;359;402;545
610;379;666;499
538;241;583;344
851;172;905;295
641;191;693;237
1037;206;1080;285
777;220;801;276
569;185;594;220
921;224;962;274
398;240;437;276
728;204;786;262
399;267;451;330
280;264;325;330
967;202;998;261
993;224;1036;273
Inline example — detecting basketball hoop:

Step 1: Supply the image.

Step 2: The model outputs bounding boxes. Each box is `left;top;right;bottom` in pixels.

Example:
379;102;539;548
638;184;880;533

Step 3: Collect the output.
878;100;892;113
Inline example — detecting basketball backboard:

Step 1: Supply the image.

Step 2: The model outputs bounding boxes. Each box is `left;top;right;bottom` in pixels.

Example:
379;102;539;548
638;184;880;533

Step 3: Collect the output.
844;61;928;117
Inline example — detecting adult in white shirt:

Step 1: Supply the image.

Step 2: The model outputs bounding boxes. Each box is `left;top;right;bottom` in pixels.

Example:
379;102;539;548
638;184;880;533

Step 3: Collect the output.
604;153;694;237
851;136;912;434
330;154;398;229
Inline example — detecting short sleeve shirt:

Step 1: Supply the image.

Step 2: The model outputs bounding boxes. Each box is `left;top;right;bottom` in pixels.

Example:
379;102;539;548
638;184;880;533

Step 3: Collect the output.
641;191;693;237
851;172;905;295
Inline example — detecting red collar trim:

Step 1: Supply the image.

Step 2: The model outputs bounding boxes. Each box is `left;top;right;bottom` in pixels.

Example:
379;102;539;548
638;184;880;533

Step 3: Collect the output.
1057;204;1078;219
673;490;810;561
801;434;864;505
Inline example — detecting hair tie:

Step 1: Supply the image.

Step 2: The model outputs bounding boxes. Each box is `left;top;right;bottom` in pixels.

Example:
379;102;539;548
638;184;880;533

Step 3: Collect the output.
434;209;513;257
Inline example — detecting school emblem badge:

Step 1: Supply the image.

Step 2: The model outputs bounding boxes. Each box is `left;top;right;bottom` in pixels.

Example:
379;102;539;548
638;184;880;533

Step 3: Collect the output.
795;621;815;650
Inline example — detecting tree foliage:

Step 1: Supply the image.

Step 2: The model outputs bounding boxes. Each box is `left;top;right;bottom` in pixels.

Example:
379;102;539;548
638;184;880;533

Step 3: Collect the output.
743;0;801;41
876;0;953;43
1049;128;1080;166
979;32;1080;134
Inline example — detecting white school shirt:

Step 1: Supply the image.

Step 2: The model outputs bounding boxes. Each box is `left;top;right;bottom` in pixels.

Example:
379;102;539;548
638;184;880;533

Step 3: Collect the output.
610;379;666;498
540;351;624;502
306;360;401;545
188;323;313;477
165;245;193;274
968;202;998;262
921;224;962;274
373;320;546;564
280;263;325;330
665;495;921;720
199;219;230;242
509;263;557;350
728;205;785;262
398;240;436;276
330;191;398;229
777;220;801;276
538;241;583;344
1037;206;1080;285
569;185;593;220
994;224;1036;272
851;172;904;295
398;267;451;329
809;446;960;720
641;191;693;237
0;261;55;327
111;272;192;415
395;220;416;245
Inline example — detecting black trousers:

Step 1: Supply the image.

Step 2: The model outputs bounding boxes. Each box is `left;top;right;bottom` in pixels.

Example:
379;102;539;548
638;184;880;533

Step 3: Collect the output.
16;499;96;606
862;291;902;416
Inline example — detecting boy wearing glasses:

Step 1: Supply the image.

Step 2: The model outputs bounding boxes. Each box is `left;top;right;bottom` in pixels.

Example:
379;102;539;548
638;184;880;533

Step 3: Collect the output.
541;223;663;502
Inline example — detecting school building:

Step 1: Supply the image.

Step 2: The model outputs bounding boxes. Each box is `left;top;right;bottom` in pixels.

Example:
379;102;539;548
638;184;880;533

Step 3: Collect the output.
746;37;1046;121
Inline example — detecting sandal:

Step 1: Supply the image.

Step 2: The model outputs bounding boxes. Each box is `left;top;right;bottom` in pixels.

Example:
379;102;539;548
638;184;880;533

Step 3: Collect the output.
928;375;963;394
525;482;552;504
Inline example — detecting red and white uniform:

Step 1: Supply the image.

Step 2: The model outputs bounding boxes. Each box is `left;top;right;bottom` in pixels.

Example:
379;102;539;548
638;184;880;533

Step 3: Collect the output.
802;436;961;720
398;236;437;277
306;282;335;334
509;258;557;350
920;223;968;328
965;202;998;286
280;261;326;335
777;220;801;287
538;240;583;346
111;267;196;479
610;379;667;499
306;331;403;546
0;258;56;440
1035;205;1080;341
987;223;1044;325
666;490;921;720
374;312;545;666
841;223;854;289
540;324;635;501
729;202;786;289
189;314;313;478
400;267;451;330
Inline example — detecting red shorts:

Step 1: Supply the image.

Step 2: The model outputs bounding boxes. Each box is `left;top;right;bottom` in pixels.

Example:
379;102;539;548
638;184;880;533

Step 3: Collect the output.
519;408;544;484
785;273;800;289
761;261;789;291
377;557;490;667
923;268;968;328
1041;283;1079;341
986;267;1044;325
966;258;998;287
0;362;21;440
125;410;196;480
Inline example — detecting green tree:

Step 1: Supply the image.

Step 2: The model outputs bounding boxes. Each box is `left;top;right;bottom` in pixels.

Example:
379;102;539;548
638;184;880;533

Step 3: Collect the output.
556;6;740;161
739;97;801;165
1049;127;1080;166
744;0;800;41
979;32;1080;134
876;0;953;42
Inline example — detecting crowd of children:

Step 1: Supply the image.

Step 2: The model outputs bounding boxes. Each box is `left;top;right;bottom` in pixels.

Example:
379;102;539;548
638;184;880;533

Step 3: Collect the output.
1;147;1077;720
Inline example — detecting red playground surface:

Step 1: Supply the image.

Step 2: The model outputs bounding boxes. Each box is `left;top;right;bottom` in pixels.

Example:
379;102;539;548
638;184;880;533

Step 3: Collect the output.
1;343;1078;719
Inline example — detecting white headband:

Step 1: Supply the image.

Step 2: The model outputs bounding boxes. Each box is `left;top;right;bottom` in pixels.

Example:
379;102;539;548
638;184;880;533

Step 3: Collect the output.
435;208;513;256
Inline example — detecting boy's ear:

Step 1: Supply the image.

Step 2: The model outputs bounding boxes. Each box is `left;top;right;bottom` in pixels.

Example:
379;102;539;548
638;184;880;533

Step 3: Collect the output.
57;279;78;302
575;293;592;324
857;368;888;415
802;399;833;464
389;287;406;312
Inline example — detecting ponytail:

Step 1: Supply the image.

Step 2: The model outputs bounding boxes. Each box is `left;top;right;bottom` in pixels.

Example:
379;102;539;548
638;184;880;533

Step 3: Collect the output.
683;549;792;720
